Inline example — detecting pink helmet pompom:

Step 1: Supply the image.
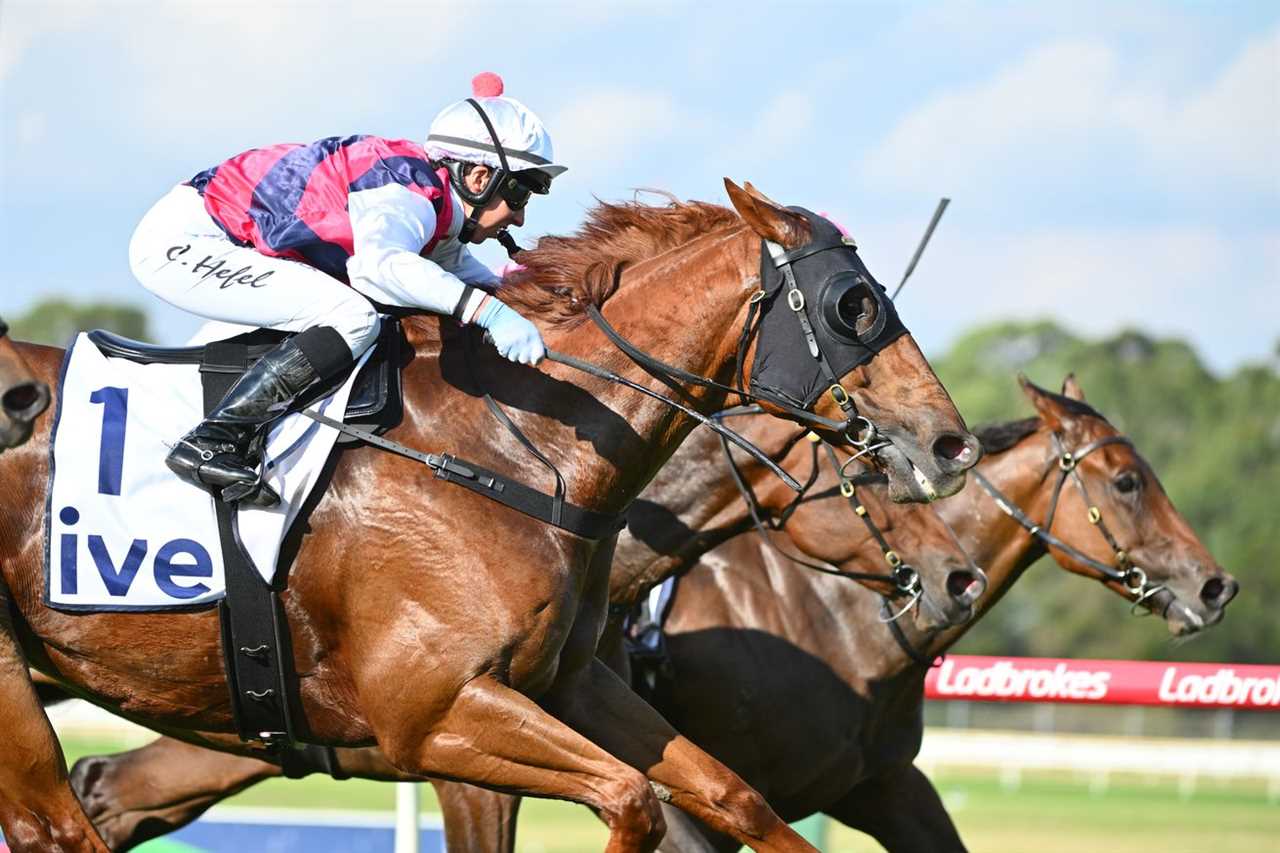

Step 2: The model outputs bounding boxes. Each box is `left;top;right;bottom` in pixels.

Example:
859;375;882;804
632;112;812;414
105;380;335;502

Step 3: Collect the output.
472;72;504;98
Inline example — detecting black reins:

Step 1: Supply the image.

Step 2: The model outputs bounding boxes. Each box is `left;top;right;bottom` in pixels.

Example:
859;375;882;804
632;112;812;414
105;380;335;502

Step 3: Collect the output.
711;405;1000;668
717;422;925;598
970;432;1166;612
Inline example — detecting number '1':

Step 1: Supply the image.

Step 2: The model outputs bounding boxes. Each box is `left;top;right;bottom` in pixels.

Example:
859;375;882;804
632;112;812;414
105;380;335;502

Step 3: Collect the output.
89;387;128;495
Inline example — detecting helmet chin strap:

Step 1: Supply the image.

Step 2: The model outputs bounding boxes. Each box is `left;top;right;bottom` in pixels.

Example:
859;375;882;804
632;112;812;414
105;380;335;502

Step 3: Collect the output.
458;213;524;261
451;98;513;247
458;206;483;245
496;229;522;258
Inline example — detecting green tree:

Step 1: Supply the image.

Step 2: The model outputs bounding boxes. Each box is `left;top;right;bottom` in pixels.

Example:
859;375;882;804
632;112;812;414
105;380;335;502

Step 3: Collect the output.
9;298;150;346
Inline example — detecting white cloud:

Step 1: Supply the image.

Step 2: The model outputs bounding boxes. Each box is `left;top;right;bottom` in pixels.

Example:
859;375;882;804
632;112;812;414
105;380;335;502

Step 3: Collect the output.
1144;28;1280;189
549;89;685;184
745;89;815;150
15;112;46;145
2;2;472;148
0;0;96;80
860;29;1280;198
870;219;1279;373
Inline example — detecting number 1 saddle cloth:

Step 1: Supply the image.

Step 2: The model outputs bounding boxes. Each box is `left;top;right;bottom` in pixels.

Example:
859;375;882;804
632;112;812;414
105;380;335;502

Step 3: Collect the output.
44;330;375;611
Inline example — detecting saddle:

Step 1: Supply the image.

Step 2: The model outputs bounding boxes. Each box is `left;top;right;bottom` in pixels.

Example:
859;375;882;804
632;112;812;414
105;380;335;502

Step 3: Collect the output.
81;319;403;776
87;319;403;441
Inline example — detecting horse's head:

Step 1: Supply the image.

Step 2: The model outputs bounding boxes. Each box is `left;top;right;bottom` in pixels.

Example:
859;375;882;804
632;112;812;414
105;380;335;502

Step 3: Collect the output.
725;180;979;504
756;431;987;634
0;322;50;451
1021;375;1238;636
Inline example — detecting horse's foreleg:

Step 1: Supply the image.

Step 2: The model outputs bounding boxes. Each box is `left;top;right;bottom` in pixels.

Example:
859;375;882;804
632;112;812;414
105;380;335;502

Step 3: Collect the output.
70;737;281;851
539;657;812;853
824;763;967;853
431;780;521;853
370;674;666;853
0;595;108;850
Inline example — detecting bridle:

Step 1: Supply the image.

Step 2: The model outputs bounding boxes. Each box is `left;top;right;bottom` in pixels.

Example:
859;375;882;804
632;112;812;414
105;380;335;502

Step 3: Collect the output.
717;424;923;602
713;408;988;667
749;238;882;448
971;431;1166;613
546;217;907;495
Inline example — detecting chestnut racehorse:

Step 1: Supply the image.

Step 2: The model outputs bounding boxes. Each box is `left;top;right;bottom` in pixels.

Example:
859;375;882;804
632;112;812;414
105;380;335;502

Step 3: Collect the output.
0;315;50;451
66;381;988;851
0;183;978;852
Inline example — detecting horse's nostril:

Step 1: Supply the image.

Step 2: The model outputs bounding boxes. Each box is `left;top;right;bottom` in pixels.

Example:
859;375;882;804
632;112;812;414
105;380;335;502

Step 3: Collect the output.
946;569;982;602
1201;576;1238;607
3;381;48;419
3;383;39;413
934;434;971;463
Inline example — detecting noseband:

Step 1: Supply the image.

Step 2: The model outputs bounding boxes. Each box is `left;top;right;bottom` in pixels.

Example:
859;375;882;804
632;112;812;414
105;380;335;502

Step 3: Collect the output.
971;432;1166;613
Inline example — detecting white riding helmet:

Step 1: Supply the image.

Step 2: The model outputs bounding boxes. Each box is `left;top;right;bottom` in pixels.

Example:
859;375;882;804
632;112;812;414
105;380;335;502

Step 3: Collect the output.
425;72;567;184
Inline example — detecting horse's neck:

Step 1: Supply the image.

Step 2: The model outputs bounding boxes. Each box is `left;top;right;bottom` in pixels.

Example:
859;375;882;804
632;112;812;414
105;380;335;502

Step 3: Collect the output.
400;226;760;530
916;429;1058;655
684;533;928;699
609;418;805;605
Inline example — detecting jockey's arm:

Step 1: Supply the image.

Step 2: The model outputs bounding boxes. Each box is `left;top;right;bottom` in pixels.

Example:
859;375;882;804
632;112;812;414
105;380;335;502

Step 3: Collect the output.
433;242;503;293
346;184;492;322
346;183;544;365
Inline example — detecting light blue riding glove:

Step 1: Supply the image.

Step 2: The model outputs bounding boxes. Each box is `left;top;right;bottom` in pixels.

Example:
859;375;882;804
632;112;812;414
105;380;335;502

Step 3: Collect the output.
474;297;546;366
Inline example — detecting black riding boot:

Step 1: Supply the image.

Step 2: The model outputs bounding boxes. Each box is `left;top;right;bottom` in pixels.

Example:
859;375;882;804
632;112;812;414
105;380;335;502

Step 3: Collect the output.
166;327;354;507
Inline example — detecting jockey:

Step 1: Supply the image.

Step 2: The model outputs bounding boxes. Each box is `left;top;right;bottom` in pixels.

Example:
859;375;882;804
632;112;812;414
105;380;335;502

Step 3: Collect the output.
129;72;564;507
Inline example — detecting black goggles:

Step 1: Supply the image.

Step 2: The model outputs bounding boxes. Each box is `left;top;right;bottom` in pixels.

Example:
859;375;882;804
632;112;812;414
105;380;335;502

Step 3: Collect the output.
497;170;551;211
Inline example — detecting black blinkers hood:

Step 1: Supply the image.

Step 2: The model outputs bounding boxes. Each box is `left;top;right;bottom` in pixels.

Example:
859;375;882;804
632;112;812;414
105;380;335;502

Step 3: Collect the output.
748;208;909;410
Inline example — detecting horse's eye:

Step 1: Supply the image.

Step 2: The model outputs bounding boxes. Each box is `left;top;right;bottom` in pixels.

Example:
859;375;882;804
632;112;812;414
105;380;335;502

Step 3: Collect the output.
836;286;879;336
1113;471;1142;494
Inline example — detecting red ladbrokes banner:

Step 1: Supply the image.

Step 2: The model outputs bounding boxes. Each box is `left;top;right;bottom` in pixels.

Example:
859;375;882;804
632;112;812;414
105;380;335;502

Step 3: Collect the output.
924;656;1280;709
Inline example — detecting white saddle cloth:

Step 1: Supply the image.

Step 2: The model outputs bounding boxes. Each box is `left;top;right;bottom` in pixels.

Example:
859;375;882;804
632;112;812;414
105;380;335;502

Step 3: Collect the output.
45;333;369;611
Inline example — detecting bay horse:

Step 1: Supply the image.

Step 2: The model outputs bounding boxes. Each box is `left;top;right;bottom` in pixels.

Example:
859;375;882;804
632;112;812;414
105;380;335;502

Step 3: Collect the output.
0;182;979;852
66;378;988;851
0;315;51;451
631;375;1239;851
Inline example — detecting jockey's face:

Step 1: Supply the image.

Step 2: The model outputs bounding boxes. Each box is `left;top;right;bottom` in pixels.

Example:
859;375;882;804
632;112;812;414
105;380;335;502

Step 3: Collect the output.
461;165;527;243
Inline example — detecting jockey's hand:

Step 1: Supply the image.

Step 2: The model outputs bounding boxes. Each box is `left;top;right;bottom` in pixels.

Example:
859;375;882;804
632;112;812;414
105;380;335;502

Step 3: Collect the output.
475;297;546;366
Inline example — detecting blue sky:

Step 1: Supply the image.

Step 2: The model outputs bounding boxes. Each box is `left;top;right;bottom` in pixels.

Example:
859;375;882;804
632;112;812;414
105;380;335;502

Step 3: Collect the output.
2;0;1276;372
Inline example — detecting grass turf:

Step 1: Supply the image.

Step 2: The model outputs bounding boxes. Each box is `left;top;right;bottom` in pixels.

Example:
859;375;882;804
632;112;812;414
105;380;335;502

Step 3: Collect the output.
61;736;1278;852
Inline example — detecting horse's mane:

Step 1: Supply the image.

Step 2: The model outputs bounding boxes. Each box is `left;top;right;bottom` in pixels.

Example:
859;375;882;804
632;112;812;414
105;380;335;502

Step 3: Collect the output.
498;199;744;328
975;392;1111;455
974;418;1042;455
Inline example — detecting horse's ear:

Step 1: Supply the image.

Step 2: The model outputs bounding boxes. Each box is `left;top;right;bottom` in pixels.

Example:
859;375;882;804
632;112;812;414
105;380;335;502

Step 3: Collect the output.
724;178;809;249
1061;373;1086;401
1019;373;1064;431
742;181;779;205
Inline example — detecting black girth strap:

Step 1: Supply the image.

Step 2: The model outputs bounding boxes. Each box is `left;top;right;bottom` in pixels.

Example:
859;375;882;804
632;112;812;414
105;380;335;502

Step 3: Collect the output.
200;343;297;748
297;407;625;540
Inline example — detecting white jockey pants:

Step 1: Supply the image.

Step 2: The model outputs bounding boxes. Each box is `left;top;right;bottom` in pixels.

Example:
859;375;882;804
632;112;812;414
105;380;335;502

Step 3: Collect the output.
128;185;380;357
